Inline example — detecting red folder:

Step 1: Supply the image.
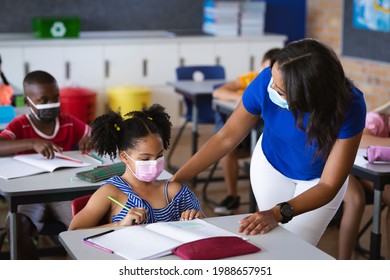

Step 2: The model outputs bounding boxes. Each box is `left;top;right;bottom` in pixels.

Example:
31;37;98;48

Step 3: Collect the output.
172;236;261;260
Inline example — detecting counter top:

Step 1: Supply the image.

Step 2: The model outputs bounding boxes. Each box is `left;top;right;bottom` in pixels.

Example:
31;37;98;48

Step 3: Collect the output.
0;30;287;46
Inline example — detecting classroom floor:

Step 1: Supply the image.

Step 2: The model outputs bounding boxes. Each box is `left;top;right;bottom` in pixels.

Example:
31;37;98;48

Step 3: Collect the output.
0;125;388;260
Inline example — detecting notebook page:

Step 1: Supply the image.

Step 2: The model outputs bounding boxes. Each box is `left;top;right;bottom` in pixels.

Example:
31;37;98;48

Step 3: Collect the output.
146;219;243;243
88;225;182;260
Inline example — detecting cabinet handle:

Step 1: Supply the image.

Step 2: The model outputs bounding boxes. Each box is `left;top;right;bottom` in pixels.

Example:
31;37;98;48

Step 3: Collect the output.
104;60;110;78
216;56;221;65
143;59;148;77
24;62;30;76
65;61;70;80
250;55;255;71
179;57;185;67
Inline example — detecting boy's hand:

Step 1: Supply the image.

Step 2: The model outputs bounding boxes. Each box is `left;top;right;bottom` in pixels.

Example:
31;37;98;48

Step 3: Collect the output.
78;135;93;152
31;139;63;159
180;209;203;221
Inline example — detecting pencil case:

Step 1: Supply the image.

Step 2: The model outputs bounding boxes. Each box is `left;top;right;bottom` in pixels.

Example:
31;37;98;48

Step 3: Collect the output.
172;236;261;260
75;162;125;183
366;146;390;163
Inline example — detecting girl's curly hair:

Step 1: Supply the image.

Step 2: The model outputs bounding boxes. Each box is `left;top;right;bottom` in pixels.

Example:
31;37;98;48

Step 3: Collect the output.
91;104;171;160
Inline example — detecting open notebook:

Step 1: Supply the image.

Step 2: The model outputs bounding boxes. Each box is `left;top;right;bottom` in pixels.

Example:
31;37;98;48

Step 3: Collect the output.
0;152;90;179
85;219;255;260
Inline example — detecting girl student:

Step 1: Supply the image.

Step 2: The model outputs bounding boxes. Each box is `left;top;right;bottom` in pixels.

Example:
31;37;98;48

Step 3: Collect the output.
69;104;203;230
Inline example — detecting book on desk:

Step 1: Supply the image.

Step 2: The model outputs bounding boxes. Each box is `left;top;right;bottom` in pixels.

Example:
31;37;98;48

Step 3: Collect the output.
0;152;91;179
84;218;260;260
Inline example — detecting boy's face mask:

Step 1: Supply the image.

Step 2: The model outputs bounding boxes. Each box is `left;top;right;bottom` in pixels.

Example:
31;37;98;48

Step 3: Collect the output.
124;151;164;182
26;96;60;122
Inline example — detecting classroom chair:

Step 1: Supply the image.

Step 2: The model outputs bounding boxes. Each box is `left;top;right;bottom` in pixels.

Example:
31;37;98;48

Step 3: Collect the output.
71;194;92;217
166;65;225;173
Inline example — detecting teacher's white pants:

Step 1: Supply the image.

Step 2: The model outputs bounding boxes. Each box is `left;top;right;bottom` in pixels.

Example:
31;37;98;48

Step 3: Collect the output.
250;137;347;245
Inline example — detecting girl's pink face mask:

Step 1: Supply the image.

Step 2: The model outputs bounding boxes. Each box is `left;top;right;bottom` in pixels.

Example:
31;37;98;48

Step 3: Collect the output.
124;152;164;182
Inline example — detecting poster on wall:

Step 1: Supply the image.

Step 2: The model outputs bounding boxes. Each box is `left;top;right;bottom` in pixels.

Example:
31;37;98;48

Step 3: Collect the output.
342;0;390;62
353;0;389;32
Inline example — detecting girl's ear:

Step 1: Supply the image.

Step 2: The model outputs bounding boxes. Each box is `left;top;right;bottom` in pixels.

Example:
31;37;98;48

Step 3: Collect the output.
118;150;127;162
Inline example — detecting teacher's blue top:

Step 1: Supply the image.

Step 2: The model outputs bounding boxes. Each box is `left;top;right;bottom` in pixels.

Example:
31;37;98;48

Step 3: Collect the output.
242;67;366;180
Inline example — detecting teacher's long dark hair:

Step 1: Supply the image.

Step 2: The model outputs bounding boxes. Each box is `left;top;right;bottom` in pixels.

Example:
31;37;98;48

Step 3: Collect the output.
90;104;172;160
271;38;353;160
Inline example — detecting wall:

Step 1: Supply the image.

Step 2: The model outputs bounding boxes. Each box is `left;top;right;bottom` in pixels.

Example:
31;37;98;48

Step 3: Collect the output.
306;0;390;110
0;0;204;33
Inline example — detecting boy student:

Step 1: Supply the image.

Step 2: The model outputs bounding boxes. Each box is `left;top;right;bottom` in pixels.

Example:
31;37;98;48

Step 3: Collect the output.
212;48;280;215
0;70;92;259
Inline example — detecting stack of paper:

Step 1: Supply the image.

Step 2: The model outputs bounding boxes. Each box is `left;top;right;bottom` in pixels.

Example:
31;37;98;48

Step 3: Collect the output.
240;1;266;36
202;0;240;37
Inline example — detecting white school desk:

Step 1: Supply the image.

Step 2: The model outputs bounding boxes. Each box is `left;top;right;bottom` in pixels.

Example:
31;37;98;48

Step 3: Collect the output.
351;148;390;260
59;214;334;260
0;151;171;259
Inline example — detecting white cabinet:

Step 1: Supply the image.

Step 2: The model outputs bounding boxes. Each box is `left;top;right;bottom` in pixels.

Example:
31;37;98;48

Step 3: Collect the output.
0;34;287;126
103;44;143;88
214;42;249;80
140;43;177;86
178;42;216;66
248;41;285;71
23;46;65;86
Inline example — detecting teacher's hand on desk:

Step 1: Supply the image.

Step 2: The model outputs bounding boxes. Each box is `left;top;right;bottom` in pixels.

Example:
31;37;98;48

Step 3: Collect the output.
238;209;279;235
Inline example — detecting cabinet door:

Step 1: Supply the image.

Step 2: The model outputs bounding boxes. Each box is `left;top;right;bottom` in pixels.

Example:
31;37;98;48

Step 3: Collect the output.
63;45;105;115
0;47;25;93
140;43;177;86
177;42;216;66
103;44;143;88
23;46;65;86
63;45;104;89
214;42;249;80
248;41;285;72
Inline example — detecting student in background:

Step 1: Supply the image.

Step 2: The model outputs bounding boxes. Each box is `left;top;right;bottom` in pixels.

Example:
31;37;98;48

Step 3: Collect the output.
0;70;92;259
68;104;203;230
338;105;390;259
213;48;280;215
172;38;366;245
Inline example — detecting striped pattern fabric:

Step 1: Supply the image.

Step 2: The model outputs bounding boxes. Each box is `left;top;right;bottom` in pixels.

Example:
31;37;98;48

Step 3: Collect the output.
104;176;201;224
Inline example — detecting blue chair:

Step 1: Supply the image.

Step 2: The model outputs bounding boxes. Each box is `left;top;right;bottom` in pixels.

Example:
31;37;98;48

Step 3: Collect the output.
167;65;225;172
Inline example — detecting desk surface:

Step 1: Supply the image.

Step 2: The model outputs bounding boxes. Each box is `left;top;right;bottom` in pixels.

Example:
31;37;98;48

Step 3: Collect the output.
353;148;390;174
167;80;225;97
59;214;334;260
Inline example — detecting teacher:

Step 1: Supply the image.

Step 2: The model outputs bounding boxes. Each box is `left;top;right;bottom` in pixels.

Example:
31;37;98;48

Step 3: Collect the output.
172;38;366;245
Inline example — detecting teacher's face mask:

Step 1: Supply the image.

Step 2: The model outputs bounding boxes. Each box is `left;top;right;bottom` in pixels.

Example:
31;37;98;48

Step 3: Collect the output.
27;96;60;122
124;151;164;182
268;78;289;110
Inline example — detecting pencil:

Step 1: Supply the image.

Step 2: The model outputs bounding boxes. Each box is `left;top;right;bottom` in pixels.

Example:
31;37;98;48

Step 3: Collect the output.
55;155;84;164
107;196;130;211
108;196;148;222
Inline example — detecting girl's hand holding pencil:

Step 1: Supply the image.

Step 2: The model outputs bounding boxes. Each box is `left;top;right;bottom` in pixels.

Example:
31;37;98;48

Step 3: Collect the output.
108;196;148;225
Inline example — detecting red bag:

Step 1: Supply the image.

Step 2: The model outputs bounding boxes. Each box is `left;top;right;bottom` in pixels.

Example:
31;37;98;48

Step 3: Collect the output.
172;236;261;260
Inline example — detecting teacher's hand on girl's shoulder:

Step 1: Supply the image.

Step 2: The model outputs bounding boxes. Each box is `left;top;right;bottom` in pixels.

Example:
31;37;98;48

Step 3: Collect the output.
238;210;279;235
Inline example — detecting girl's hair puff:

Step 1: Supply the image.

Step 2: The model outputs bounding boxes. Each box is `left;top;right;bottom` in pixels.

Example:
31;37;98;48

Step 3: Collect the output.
91;104;171;160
